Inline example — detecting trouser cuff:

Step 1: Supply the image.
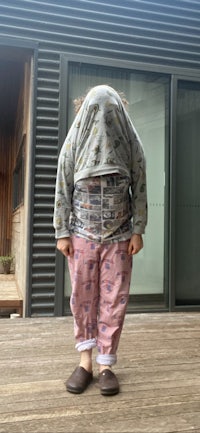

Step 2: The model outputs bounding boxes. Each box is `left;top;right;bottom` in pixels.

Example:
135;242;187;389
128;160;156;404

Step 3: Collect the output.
96;353;117;366
75;338;96;352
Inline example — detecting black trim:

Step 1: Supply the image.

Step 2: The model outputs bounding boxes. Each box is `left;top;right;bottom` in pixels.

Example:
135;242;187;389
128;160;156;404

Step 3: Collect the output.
54;56;69;316
54;250;65;316
169;75;177;311
25;48;38;317
60;52;200;79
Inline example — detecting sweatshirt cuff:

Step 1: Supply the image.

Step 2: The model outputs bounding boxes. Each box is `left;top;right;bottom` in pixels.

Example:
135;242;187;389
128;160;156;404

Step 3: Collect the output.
132;227;145;235
55;229;70;239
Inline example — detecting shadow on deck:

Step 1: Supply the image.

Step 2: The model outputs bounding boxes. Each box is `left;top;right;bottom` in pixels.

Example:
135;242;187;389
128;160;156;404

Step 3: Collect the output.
0;313;200;433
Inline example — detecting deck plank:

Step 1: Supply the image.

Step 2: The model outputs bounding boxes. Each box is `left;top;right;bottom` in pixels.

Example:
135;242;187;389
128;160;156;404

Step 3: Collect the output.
0;313;200;432
0;274;23;316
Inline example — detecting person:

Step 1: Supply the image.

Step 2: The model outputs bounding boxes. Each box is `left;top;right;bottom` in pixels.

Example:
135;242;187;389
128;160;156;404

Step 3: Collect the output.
53;84;148;395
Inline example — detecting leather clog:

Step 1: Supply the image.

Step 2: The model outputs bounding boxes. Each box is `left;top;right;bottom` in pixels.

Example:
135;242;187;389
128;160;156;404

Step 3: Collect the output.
66;366;93;394
99;369;119;395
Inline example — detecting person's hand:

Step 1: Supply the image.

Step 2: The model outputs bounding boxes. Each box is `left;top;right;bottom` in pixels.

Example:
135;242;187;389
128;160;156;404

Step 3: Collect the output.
128;234;143;255
56;237;74;257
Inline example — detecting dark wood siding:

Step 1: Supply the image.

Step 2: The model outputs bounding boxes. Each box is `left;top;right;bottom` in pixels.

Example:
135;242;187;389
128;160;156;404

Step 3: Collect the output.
0;0;199;316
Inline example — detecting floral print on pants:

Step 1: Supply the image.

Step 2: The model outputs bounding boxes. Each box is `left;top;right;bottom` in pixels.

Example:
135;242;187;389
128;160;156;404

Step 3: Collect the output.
67;235;132;357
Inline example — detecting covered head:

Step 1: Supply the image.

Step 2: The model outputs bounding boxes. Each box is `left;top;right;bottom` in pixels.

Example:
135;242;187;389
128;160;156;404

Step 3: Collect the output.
65;84;142;183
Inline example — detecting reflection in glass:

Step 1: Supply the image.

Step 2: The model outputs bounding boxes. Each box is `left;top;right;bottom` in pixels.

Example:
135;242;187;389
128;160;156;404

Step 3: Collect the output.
64;63;169;309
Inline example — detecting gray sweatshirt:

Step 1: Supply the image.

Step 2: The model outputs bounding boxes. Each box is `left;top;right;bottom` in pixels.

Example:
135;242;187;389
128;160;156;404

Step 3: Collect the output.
53;85;148;240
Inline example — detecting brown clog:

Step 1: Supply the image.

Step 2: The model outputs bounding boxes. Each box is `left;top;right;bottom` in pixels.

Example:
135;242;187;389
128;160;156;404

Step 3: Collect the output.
66;366;93;394
99;369;119;395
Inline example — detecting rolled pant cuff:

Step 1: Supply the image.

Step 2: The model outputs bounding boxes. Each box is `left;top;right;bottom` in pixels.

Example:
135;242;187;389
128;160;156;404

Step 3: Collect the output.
75;338;96;352
96;353;117;366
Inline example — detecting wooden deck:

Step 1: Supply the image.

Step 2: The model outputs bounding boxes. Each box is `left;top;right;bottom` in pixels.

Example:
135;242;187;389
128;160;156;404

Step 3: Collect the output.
0;274;23;317
1;312;200;433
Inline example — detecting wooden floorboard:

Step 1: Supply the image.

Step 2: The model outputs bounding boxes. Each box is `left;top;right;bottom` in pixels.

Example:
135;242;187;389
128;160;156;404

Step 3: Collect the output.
0;313;200;432
0;274;23;317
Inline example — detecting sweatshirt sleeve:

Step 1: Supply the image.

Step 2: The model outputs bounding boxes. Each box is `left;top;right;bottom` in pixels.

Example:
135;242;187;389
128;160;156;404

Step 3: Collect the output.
53;139;74;239
130;126;148;235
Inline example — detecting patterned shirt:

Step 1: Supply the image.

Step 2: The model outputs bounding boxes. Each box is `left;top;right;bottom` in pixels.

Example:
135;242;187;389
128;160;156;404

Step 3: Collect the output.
54;85;148;239
70;174;133;243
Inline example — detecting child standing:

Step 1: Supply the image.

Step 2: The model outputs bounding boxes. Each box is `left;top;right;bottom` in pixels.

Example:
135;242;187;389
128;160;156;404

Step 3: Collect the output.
54;85;147;395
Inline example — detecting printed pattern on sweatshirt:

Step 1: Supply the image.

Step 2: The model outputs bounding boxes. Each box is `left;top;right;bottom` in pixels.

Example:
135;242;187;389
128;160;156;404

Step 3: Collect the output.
53;85;148;239
70;174;133;243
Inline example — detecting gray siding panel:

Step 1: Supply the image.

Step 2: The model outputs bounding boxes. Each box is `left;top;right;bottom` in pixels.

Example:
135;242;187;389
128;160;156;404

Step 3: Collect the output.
31;48;59;316
1;1;200;67
0;0;199;315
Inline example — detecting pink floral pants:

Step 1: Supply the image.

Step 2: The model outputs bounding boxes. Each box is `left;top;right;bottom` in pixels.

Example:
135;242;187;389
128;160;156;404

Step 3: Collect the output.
67;235;132;366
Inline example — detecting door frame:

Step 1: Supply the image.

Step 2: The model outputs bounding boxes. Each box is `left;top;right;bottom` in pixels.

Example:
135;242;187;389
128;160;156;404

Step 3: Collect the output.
169;75;200;311
0;37;38;317
55;53;200;315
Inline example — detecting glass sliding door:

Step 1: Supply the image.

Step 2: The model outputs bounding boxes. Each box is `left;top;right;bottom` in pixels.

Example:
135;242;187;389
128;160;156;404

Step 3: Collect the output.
128;75;169;299
175;80;200;306
63;61;170;313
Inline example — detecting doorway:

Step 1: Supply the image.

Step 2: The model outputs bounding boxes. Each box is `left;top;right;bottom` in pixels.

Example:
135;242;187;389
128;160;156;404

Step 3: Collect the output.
0;46;33;314
58;57;170;314
0;59;23;256
174;79;200;306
